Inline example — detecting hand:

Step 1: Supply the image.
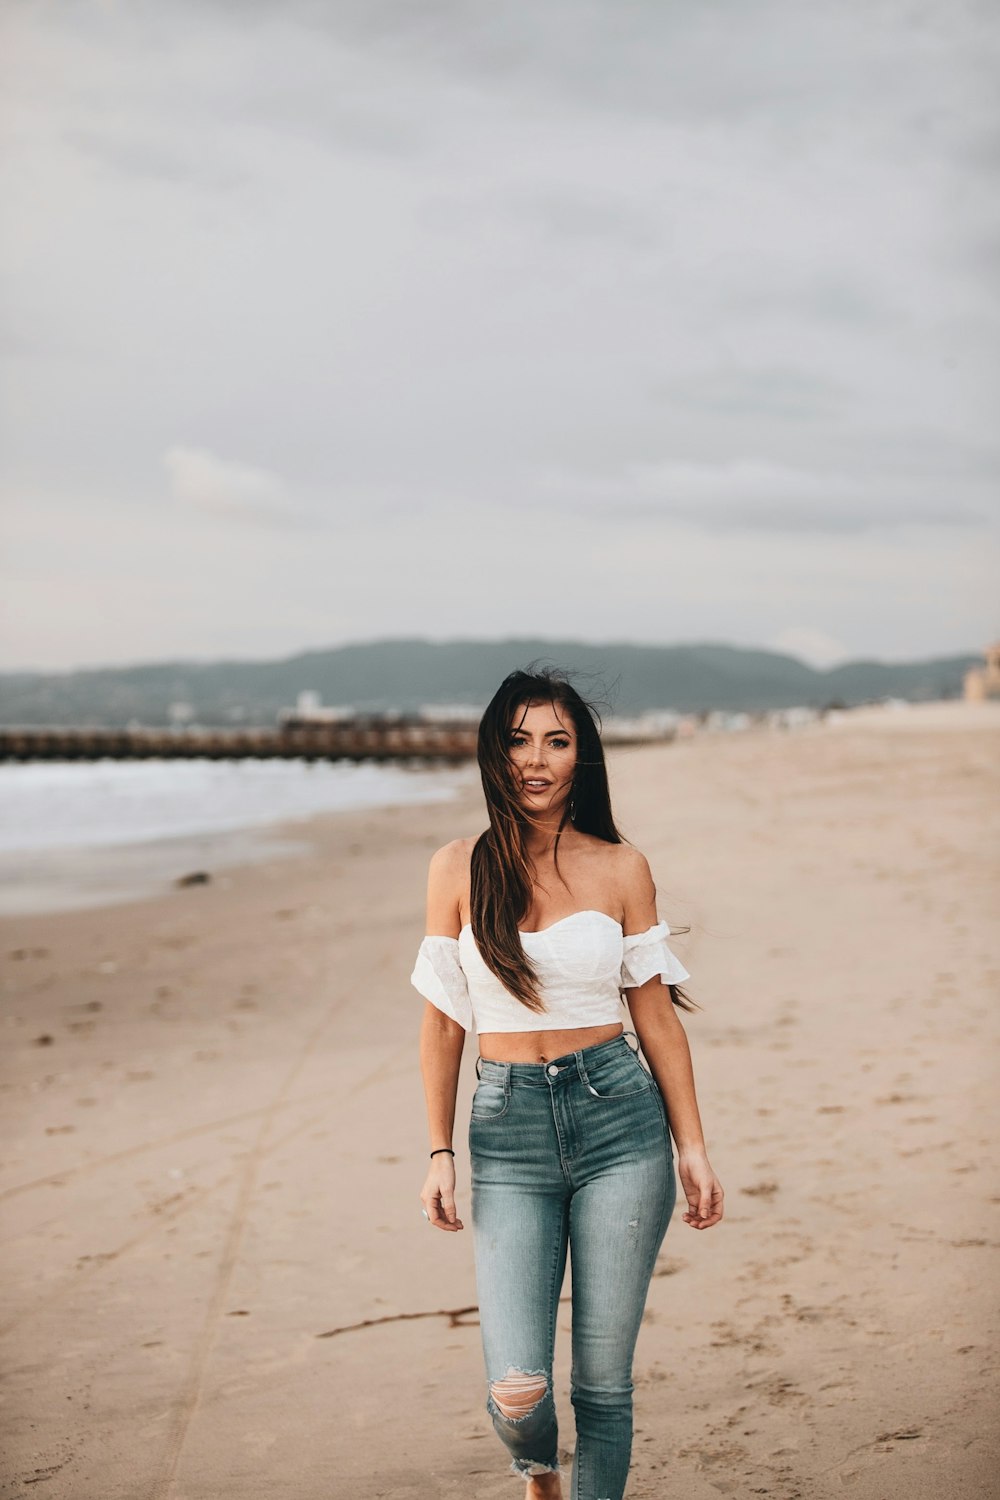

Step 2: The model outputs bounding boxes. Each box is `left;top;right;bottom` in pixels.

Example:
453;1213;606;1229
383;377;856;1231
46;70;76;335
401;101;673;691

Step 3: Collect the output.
420;1155;464;1232
677;1149;724;1230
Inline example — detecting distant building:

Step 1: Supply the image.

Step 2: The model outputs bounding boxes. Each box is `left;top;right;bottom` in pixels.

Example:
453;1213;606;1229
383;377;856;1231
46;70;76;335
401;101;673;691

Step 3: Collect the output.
964;644;1000;701
419;703;484;724
602;712;682;743
278;690;356;726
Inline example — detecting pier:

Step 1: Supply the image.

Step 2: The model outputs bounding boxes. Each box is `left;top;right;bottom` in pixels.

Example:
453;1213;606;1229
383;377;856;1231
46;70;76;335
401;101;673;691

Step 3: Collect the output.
0;721;480;765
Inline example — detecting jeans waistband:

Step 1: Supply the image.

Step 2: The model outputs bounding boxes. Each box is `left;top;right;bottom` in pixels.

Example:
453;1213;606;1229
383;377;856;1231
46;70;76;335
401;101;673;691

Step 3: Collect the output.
475;1029;641;1086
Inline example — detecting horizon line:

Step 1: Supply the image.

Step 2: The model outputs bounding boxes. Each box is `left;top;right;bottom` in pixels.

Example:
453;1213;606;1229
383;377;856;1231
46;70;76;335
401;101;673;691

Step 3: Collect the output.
0;633;990;679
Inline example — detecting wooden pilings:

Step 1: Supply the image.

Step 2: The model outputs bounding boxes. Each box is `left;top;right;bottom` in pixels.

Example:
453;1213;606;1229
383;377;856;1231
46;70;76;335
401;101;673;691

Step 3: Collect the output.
0;723;480;764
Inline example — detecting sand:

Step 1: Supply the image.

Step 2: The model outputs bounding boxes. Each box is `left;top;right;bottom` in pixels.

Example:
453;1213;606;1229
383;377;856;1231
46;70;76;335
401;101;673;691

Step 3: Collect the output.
1;700;998;1499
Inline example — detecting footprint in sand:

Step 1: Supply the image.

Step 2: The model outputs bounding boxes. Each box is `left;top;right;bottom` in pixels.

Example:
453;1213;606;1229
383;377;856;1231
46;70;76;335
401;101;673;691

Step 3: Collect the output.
872;1425;924;1450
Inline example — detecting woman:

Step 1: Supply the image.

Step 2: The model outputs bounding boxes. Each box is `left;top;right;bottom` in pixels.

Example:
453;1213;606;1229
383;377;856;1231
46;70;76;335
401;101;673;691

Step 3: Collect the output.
411;667;724;1500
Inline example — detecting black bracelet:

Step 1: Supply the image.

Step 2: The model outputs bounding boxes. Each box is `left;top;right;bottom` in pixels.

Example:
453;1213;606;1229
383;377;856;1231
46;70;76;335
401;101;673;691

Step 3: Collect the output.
430;1147;455;1158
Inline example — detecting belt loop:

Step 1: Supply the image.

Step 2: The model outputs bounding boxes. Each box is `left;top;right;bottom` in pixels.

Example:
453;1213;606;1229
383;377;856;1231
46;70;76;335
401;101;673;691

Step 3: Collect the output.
575;1046;599;1096
623;1029;652;1076
475;1055;483;1079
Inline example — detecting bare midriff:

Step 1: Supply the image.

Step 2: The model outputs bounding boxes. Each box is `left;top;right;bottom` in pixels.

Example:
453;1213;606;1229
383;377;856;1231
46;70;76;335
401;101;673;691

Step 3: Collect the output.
477;1021;624;1064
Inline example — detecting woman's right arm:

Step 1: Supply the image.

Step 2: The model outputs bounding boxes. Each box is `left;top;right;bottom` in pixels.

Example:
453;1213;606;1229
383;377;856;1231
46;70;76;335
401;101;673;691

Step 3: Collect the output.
417;841;468;1233
419;1004;465;1231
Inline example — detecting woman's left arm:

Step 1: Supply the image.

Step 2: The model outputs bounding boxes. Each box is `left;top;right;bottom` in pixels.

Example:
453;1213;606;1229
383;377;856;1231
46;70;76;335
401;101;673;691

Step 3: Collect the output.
620;848;724;1231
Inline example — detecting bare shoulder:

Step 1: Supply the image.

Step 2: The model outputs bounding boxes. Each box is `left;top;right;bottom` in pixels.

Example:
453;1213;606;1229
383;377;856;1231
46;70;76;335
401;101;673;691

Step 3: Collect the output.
428;835;474;866
574;834;655;899
608;842;659;931
427;836;474;885
611;842;656;902
424;837;476;935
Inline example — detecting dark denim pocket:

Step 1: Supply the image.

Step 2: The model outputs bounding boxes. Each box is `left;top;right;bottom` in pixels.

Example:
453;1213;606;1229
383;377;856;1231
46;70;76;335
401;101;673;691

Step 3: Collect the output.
470;1079;510;1120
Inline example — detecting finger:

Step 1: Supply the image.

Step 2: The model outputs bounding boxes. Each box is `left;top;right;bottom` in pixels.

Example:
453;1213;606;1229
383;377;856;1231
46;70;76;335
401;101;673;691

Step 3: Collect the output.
425;1192;448;1228
440;1192;464;1231
687;1185;724;1229
426;1191;464;1232
683;1187;701;1220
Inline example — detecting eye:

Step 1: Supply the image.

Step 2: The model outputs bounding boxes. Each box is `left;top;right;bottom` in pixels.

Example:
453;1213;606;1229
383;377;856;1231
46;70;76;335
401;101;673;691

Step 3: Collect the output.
550;739;570;749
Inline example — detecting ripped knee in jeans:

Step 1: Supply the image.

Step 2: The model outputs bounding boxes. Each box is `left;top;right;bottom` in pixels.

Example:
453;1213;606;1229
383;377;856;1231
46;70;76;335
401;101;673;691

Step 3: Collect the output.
489;1367;549;1422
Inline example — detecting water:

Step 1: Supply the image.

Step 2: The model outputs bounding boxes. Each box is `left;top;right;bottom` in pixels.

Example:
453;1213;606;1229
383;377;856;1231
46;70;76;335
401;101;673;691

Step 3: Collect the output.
0;757;471;853
0;757;474;916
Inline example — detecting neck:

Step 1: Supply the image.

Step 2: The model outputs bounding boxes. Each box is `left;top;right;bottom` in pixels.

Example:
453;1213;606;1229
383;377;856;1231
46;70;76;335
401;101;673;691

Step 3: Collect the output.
522;809;572;856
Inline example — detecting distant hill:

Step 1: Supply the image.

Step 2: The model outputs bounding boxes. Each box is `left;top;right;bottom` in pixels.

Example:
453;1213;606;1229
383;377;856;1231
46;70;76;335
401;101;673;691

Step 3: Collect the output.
0;638;980;727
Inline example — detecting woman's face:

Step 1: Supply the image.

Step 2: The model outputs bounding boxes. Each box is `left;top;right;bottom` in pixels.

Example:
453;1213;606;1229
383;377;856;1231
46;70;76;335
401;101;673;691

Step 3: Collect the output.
507;699;578;816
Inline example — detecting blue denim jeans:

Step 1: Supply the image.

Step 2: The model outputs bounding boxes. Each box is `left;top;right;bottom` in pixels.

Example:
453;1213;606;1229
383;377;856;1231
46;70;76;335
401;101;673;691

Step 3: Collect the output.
469;1030;676;1499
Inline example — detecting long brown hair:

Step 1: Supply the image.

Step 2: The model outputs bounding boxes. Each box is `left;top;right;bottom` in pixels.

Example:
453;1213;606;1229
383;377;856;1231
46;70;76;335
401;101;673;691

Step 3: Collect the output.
469;666;696;1014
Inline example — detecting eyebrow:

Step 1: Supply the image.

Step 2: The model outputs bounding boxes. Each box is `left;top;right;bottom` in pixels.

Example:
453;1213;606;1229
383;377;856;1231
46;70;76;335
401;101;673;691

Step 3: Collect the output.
510;727;572;736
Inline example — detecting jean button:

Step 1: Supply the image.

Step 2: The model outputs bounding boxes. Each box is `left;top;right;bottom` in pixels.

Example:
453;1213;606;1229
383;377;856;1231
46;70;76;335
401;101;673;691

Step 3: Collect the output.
546;1064;559;1077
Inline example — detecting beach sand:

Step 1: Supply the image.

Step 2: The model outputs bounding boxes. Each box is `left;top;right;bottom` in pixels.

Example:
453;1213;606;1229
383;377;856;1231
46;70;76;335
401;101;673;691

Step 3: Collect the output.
2;701;998;1499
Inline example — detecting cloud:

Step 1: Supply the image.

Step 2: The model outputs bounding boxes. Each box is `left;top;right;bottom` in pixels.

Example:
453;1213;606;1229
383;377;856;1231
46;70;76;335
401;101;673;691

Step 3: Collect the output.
195;2;979;121
65;125;246;191
531;459;991;533
2;0;998;670
769;626;852;669
654;366;851;422
163;446;307;525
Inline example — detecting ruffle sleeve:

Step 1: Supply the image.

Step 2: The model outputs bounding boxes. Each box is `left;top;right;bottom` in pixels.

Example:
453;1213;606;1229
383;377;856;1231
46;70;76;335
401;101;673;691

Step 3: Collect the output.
410;936;474;1031
620;920;691;989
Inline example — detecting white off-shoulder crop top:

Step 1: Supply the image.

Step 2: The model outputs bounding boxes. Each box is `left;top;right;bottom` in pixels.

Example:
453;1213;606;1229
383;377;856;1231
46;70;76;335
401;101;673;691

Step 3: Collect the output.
410;910;690;1034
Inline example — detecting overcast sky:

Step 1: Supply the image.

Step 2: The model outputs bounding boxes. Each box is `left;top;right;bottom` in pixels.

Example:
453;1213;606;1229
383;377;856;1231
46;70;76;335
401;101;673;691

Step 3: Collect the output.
1;0;997;673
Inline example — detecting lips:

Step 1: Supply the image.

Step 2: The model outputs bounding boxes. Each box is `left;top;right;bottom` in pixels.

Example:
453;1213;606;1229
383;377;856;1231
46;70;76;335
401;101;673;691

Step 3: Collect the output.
523;780;551;791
